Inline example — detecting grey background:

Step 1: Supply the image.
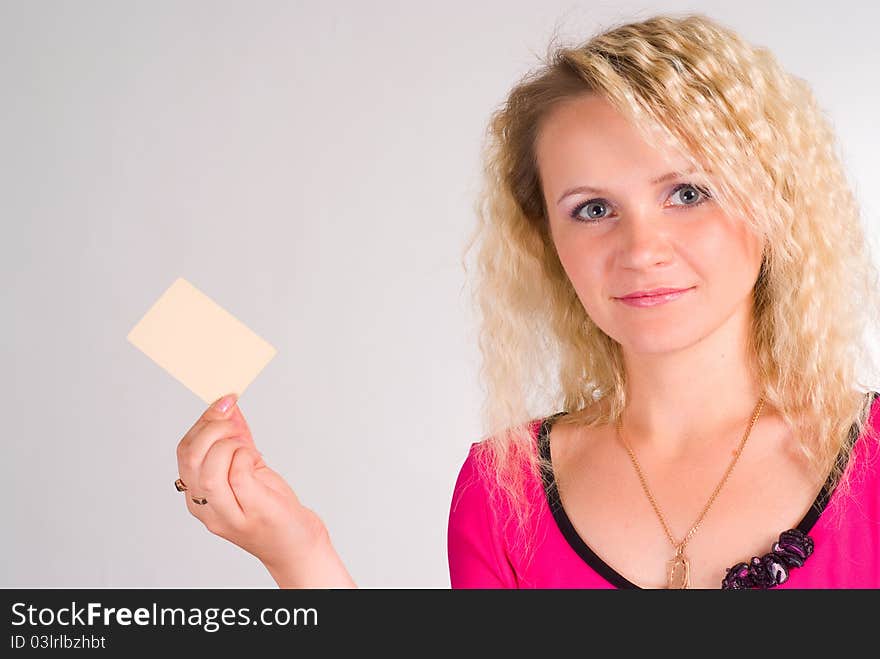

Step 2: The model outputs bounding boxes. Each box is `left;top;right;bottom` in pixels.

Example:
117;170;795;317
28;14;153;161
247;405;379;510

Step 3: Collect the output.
2;1;878;587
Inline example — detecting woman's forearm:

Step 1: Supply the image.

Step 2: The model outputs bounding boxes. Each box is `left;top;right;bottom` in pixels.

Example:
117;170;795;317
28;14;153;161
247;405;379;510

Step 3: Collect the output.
263;535;357;589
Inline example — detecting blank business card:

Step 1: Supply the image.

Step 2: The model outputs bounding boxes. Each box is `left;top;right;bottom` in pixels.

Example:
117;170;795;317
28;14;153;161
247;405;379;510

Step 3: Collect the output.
127;277;277;405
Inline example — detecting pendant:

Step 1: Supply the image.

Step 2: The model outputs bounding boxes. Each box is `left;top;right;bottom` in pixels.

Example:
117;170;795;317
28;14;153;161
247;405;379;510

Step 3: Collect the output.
667;546;690;589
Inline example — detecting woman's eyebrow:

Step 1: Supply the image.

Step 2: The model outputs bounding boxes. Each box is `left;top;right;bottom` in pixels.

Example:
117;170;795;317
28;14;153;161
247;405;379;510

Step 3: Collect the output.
556;167;698;204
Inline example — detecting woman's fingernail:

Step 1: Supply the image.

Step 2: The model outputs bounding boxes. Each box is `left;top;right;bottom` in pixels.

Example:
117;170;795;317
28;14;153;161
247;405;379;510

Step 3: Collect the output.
214;394;236;413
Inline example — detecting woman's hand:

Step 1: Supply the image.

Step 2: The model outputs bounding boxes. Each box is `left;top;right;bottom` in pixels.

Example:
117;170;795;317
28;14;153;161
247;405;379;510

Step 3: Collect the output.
175;393;356;588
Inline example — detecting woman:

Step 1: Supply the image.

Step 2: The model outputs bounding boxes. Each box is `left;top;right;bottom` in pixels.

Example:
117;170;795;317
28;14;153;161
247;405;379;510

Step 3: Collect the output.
173;13;880;589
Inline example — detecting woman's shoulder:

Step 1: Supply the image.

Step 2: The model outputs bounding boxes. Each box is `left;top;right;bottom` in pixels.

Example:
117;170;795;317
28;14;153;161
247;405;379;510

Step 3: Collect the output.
450;442;486;509
450;416;554;505
863;389;880;426
851;389;880;474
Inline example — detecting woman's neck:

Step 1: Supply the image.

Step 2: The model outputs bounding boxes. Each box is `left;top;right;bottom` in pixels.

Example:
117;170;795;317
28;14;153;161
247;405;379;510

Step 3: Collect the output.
618;304;768;459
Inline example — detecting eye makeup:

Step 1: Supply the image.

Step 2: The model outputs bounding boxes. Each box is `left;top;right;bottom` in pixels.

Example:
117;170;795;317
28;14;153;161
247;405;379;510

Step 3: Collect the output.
568;183;713;223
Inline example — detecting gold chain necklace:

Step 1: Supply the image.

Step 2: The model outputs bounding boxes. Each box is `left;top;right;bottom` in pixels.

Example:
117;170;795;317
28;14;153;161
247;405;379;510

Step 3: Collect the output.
615;393;765;589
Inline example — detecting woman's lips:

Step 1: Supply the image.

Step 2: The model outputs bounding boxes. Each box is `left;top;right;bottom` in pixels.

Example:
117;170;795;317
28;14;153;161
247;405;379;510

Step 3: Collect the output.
615;287;695;307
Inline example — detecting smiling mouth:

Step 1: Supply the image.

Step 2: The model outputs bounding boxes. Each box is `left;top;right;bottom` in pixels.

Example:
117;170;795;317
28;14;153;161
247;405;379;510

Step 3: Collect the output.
615;286;695;307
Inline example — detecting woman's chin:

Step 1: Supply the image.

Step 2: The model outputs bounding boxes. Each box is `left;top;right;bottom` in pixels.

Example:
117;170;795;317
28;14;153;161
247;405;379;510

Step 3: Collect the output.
616;331;700;357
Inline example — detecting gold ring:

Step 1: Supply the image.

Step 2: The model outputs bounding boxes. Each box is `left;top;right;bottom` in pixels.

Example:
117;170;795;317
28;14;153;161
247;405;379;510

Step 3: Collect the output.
174;478;188;492
191;496;208;505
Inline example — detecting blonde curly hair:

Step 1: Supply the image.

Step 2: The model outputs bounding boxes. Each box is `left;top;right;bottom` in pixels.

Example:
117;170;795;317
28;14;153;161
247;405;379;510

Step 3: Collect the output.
461;12;880;570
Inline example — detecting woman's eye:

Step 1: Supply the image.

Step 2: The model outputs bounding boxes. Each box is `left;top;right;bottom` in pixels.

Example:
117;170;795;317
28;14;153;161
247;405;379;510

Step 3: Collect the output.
567;182;712;223
669;183;711;206
570;200;612;221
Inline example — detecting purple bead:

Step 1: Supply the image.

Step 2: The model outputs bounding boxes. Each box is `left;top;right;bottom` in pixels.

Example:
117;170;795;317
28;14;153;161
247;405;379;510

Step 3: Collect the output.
772;529;815;568
748;556;778;588
720;529;813;590
721;562;752;589
764;556;790;584
755;553;789;586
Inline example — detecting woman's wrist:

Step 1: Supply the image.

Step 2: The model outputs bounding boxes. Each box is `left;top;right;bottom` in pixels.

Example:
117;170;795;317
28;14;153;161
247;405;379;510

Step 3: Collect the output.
263;531;357;589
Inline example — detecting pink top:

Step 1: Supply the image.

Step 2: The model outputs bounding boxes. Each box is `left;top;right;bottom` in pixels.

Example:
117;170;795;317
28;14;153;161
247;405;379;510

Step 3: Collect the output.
447;392;880;588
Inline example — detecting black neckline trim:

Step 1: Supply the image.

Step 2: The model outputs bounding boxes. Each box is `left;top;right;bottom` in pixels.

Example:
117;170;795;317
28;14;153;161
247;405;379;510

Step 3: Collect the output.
536;391;878;589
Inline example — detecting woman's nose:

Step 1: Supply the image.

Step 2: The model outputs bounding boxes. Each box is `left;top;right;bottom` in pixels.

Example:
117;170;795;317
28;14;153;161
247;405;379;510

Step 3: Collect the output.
616;209;674;268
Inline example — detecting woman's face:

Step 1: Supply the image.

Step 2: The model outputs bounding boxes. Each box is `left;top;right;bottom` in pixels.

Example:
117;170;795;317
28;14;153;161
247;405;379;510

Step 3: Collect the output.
535;94;765;355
